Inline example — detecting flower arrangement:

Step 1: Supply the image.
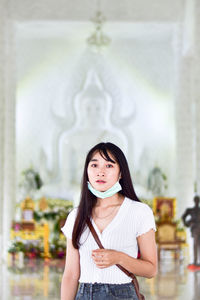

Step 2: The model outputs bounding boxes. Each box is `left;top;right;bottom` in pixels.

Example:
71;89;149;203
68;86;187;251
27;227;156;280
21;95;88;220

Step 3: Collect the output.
9;197;73;259
8;240;43;258
33;197;73;234
19;167;43;198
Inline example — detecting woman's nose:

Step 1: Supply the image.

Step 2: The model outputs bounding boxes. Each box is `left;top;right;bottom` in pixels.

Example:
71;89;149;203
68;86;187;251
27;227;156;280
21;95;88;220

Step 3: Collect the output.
97;168;105;176
97;172;105;176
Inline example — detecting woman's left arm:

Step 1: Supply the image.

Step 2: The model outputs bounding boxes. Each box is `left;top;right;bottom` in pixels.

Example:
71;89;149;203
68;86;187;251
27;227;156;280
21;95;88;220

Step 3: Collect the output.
92;229;157;278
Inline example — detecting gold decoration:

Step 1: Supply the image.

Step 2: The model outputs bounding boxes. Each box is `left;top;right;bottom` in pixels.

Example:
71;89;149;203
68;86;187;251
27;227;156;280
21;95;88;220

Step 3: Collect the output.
153;197;176;221
21;196;34;210
10;223;50;258
21;196;35;226
39;197;48;211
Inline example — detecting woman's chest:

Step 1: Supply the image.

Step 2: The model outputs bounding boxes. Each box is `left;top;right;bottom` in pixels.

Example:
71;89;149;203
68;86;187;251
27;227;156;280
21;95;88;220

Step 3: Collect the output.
92;216;116;233
80;220;138;251
92;206;121;233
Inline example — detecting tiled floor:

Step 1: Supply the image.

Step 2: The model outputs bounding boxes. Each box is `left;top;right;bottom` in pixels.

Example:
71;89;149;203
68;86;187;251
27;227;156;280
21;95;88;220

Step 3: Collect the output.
0;256;200;300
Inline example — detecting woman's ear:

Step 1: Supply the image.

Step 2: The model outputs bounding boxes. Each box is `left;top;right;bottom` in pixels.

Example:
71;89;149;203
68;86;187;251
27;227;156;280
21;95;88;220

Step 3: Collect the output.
119;173;122;180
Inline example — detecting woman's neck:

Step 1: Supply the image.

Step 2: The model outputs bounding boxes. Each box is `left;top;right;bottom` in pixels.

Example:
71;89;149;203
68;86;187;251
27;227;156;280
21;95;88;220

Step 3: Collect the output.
96;193;124;208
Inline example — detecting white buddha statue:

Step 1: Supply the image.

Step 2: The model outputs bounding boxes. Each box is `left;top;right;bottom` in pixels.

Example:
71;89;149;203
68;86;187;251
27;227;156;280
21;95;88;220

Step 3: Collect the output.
59;71;127;205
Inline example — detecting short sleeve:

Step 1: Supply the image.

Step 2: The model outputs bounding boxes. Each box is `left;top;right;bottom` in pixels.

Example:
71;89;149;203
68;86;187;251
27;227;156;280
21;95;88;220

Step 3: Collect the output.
136;204;156;237
61;208;78;239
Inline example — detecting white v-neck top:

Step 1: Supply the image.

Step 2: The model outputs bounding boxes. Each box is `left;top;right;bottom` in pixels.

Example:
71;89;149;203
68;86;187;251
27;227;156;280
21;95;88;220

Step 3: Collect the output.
61;197;156;284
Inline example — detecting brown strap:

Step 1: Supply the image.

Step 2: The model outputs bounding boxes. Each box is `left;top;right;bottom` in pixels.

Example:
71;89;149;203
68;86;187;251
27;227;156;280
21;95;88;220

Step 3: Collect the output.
86;218;137;280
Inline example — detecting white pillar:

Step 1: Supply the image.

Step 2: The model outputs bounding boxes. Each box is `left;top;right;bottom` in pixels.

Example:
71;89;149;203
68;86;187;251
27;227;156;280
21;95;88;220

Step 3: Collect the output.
193;1;200;194
175;56;195;216
1;18;17;260
174;18;195;217
0;1;6;260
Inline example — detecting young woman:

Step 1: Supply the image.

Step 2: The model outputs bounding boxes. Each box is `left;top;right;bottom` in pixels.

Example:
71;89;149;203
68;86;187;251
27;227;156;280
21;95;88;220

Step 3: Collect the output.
61;142;157;300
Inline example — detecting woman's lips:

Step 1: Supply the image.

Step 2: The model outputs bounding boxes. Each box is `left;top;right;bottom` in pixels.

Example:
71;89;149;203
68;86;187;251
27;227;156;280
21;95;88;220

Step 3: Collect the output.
96;180;106;184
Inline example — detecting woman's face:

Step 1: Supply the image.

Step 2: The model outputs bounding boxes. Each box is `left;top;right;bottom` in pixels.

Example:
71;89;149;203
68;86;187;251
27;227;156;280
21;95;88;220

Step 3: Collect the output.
87;151;120;192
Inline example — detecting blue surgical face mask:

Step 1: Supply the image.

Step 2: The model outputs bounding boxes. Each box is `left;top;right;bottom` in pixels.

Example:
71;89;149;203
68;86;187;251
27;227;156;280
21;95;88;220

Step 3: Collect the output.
87;181;122;199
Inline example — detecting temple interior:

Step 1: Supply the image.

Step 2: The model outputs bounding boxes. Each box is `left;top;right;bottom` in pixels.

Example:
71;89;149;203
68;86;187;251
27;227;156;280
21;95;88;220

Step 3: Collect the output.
1;0;200;299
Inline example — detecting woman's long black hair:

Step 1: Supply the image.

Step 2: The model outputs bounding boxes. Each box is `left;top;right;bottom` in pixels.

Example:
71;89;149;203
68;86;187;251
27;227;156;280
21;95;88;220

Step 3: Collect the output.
72;142;140;249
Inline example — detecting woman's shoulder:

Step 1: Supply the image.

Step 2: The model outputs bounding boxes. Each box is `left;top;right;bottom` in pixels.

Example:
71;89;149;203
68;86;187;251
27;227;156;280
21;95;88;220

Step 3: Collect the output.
69;206;78;214
61;207;78;238
67;206;78;219
125;197;153;214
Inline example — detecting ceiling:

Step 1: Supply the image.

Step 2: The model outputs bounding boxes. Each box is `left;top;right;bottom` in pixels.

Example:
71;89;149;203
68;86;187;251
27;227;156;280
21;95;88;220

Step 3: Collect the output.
7;0;183;22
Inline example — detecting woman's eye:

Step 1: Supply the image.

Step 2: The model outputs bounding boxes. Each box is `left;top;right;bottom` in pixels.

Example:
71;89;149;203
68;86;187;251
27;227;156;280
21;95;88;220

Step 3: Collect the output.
106;164;113;168
91;164;97;167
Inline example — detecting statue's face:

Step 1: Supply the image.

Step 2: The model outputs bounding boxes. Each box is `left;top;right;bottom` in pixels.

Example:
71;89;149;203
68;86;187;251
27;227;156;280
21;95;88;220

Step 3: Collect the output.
194;196;200;206
80;84;107;125
87;151;120;192
82;97;105;125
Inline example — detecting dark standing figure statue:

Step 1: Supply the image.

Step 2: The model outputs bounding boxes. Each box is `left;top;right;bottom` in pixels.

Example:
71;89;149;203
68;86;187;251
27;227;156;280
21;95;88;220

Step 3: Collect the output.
182;195;200;266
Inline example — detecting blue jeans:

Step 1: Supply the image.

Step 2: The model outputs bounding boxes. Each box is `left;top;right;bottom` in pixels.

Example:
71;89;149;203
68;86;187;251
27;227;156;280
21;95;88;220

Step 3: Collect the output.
75;282;139;300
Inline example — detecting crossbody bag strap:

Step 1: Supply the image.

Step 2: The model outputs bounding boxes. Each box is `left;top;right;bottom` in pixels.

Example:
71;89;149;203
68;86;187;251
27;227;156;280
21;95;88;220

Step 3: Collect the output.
86;218;137;280
87;218;104;249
